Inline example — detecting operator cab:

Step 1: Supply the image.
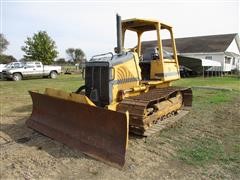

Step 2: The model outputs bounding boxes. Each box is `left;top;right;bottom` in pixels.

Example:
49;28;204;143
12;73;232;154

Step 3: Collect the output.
121;18;180;82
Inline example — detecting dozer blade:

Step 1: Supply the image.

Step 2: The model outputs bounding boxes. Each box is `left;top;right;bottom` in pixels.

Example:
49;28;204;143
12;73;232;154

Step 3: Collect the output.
26;91;129;168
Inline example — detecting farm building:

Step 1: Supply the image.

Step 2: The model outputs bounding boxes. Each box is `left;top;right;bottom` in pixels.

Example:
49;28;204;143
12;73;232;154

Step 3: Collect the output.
141;33;240;75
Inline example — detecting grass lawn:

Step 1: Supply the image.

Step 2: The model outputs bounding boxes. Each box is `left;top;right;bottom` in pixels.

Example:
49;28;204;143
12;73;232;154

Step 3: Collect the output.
1;75;239;95
173;76;240;91
0;74;83;116
0;75;239;179
0;74;83;94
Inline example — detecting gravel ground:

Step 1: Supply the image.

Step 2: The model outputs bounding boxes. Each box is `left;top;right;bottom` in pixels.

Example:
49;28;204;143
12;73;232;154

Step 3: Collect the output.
1;89;239;180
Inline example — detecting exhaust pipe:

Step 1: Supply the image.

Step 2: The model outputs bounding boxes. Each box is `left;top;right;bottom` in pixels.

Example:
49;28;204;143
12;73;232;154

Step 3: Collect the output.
116;14;123;54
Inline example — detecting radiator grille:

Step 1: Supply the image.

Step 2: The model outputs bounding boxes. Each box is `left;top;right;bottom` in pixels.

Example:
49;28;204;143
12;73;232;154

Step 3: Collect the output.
85;62;109;107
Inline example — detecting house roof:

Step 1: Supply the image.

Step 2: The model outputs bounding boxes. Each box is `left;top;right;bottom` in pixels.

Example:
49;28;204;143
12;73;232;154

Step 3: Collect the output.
141;33;238;53
225;51;240;58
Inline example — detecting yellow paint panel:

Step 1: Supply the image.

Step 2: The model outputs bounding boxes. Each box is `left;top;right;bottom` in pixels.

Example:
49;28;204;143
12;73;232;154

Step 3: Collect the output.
45;88;96;106
111;53;141;103
150;60;180;81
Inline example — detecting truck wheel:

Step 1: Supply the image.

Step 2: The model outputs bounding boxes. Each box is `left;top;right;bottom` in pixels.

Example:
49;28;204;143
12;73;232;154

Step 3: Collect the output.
50;71;57;79
13;73;22;81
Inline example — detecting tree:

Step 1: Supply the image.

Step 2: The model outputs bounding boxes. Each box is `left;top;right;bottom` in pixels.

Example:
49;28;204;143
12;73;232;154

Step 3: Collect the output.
21;31;58;65
66;48;75;62
55;58;66;65
66;48;86;71
75;48;85;63
66;48;85;63
0;33;9;54
0;54;16;64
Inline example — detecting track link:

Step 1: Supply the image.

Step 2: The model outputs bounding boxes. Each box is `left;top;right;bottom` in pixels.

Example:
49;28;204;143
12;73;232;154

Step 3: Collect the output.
117;86;192;136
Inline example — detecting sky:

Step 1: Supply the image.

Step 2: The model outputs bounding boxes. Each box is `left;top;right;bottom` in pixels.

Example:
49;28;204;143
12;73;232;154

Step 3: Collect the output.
1;0;239;60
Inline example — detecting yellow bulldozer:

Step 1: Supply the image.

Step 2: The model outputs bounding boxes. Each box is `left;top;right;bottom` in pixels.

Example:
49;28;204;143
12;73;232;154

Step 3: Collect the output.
26;15;192;168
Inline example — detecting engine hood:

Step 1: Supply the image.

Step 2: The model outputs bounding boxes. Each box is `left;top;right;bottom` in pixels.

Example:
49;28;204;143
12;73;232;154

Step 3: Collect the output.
88;51;136;67
3;67;24;73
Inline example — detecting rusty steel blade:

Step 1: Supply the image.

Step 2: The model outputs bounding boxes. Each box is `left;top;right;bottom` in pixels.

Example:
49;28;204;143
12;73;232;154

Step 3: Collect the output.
26;91;129;168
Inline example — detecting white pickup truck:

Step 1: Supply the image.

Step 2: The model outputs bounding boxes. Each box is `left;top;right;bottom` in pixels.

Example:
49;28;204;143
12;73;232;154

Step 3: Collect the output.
2;61;62;81
0;62;23;73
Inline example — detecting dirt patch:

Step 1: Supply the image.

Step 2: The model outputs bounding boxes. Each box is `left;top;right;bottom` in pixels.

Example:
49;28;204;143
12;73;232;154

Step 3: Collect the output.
0;90;240;179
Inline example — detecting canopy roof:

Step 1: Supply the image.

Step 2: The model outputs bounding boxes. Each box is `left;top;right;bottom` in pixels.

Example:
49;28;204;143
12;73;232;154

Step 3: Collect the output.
178;55;221;74
122;18;172;32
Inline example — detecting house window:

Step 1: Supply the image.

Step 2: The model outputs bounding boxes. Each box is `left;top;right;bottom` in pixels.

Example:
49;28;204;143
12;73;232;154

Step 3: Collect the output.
205;56;212;60
225;56;231;64
232;58;235;65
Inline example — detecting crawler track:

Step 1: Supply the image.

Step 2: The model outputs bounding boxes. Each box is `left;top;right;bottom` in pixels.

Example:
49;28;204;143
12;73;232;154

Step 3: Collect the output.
117;87;192;135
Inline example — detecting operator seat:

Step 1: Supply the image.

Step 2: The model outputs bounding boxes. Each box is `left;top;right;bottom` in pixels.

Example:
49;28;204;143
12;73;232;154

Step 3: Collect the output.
140;46;159;80
142;47;159;61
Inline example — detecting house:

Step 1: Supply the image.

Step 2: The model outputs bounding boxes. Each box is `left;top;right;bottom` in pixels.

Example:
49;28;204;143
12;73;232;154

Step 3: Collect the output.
141;33;240;73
